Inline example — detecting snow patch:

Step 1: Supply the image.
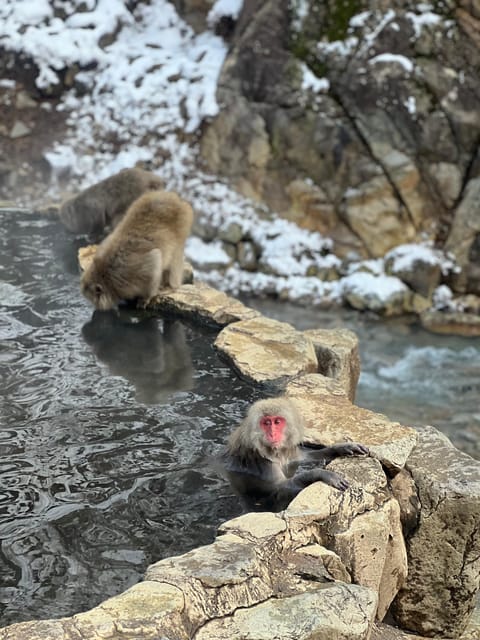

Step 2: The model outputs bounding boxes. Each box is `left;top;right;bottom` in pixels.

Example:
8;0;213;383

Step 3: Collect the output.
207;0;243;26
300;63;330;92
369;53;414;73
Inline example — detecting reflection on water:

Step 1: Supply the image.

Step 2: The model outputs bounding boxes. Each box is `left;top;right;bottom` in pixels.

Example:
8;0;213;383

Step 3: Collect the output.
82;311;193;404
2;210;479;627
245;299;480;460
0;209;261;625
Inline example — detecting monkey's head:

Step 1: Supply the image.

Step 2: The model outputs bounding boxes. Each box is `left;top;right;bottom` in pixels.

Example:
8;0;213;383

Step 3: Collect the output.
80;263;118;311
233;397;304;459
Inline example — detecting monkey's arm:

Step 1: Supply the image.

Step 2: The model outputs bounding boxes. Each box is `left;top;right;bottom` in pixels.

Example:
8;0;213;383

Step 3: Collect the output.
301;442;369;465
290;468;350;492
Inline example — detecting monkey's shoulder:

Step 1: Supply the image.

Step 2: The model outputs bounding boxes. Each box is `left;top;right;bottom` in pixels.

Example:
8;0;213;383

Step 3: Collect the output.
224;450;271;477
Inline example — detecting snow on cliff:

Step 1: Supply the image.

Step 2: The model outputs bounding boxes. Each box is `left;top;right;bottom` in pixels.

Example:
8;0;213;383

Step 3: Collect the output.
0;0;458;311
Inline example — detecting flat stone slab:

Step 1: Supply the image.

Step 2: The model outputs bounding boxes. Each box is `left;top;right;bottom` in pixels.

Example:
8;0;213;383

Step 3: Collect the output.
286;374;418;471
150;281;260;327
214;316;318;387
195;584;378;640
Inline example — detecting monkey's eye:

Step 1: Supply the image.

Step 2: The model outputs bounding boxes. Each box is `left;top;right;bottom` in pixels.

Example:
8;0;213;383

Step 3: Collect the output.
263;418;272;427
274;418;282;425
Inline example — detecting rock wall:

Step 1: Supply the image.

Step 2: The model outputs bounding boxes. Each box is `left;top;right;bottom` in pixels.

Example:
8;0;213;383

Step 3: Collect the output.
2;276;479;639
200;0;480;295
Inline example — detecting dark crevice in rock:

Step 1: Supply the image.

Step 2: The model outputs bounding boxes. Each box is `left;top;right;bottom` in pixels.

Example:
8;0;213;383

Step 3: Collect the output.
329;87;417;231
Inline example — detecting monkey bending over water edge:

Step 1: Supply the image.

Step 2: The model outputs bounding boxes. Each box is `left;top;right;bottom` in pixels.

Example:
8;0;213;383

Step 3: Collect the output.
81;190;194;311
224;397;369;511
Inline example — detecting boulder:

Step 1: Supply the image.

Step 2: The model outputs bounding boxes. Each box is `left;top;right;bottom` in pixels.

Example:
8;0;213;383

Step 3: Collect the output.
195;585;378;640
303;327;360;401
286;374;418;471
420;309;480;337
392;426;480;637
151;281;260;328
214;316;318;387
286;456;407;621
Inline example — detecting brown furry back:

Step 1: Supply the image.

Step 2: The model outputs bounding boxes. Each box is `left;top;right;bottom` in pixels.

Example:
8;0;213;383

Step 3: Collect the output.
59;167;164;234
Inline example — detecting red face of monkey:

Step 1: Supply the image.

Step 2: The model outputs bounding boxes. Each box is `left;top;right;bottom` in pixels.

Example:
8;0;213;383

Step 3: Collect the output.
259;415;287;447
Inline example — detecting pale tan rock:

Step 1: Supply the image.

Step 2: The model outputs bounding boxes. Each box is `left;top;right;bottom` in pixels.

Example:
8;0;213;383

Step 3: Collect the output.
145;534;273;628
392;426;480;637
195;584;378;640
286;374;418;471
0;582;187;640
151;281;260;327
73;581;186;638
303;327;360;401
429;162;462;208
333;500;407;621
295;544;351;583
214;316;318;387
0;620;69;640
341;176;416;257
218;511;287;539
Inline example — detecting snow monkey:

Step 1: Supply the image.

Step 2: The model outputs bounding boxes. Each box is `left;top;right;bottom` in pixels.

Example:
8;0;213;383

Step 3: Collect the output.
59;168;164;235
80;190;194;310
224;397;369;511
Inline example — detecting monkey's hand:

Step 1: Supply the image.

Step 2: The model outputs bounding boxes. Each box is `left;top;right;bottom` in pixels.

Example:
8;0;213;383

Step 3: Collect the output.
331;443;369;457
295;469;349;491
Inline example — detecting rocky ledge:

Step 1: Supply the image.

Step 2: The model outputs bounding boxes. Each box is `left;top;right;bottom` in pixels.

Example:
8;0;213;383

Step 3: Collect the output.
2;272;479;640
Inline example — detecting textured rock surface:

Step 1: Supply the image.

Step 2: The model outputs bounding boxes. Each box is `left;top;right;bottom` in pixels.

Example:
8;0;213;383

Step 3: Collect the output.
392;426;480;637
195;585;378;640
420;309;480;337
214;315;318;387
286;456;407;621
286;374;418;470
151;281;260;327
303;327;360;401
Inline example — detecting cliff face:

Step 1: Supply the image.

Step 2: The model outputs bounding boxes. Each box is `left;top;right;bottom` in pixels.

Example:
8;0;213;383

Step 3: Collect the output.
199;0;480;294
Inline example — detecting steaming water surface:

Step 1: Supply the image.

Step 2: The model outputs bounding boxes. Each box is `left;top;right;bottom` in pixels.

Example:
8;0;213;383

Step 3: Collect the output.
0;209;260;625
1;209;479;626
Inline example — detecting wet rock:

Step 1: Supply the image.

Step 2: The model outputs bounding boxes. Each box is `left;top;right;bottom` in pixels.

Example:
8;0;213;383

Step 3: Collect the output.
152;281;260;328
420;309;480;337
392;426;480;637
195;585;378;640
214;316;318;387
303;327;360;401
286;374;418;471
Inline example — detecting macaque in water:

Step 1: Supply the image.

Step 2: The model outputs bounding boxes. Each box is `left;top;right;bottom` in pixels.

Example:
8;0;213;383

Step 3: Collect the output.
81;190;193;310
224;397;369;510
59;167;164;235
